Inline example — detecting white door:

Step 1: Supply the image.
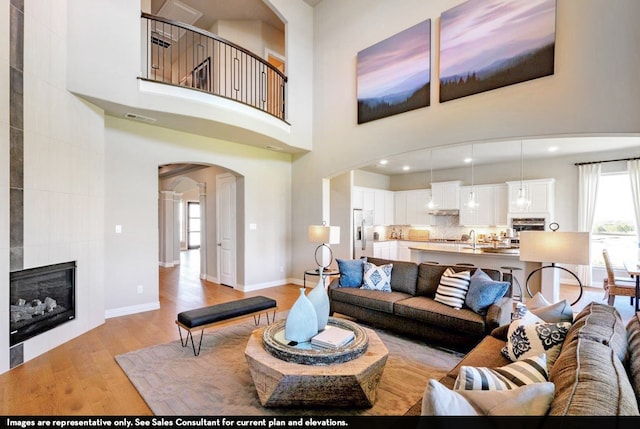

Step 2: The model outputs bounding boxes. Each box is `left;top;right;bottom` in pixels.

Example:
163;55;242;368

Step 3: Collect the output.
216;173;236;287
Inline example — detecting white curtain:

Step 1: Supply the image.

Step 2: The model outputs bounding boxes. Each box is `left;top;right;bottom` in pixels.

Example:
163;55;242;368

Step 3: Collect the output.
577;163;601;286
629;159;640;249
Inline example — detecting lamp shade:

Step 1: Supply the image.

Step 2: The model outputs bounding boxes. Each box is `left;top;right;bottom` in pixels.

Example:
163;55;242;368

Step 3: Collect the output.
519;231;590;265
307;225;340;244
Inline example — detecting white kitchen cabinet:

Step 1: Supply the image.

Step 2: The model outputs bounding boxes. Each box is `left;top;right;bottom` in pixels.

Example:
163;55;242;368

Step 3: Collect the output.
372;241;397;260
405;189;431;225
396;241;426;261
430;181;462;210
459;184;508;226
394;189;431;225
507;178;555;216
353;187;394;225
394;191;407;224
493;184;508;225
363;188;375;212
384;191;395;226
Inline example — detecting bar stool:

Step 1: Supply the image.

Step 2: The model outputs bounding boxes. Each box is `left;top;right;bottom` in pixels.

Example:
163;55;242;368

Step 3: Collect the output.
501;266;523;302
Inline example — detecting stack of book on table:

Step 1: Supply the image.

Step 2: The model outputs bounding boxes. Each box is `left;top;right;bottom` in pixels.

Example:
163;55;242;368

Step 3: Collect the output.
311;326;355;349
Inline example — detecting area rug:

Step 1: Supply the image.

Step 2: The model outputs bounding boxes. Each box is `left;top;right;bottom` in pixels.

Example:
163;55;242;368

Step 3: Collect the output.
115;314;462;416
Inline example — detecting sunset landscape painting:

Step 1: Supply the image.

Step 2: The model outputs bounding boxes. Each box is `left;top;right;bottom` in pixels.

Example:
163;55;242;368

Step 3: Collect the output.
357;20;430;124
440;0;556;102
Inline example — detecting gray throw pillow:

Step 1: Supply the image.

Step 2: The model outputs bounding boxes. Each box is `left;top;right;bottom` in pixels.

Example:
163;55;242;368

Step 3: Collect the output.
465;269;510;315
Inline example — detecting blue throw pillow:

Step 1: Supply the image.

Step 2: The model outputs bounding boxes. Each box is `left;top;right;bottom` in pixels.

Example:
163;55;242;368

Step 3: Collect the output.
465;269;510;315
337;258;366;288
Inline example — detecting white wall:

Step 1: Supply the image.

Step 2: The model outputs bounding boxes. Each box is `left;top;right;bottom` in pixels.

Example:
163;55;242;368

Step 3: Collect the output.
290;0;640;277
104;116;292;314
0;0;106;373
212;20;284;60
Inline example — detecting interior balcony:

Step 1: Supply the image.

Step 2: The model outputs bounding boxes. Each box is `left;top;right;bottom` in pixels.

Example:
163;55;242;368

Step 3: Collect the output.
66;3;312;153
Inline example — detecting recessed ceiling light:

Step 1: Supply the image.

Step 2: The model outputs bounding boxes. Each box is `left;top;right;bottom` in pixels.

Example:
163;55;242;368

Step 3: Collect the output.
548;146;558;152
402;165;410;171
379;159;389;165
464;157;472;163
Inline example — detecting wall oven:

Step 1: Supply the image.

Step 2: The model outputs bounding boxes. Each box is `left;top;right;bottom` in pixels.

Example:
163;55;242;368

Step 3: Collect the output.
510;217;546;244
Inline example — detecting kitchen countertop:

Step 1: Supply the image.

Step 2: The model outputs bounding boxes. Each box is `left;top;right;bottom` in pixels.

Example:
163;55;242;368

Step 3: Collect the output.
408;243;520;257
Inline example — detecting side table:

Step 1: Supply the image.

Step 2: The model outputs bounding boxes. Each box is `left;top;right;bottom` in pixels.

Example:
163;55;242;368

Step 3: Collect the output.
303;268;339;288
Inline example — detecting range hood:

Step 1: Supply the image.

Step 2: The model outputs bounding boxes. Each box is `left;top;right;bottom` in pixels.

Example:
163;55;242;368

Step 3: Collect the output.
427;209;460;216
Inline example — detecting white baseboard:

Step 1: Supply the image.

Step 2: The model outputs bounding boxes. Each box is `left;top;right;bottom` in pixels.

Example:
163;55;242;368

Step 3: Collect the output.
205;274;219;283
105;301;160;319
236;278;298;292
158;261;174;268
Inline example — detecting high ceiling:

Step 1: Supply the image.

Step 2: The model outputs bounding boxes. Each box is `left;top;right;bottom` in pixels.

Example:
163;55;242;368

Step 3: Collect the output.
358;136;640;175
150;0;285;32
148;1;638;176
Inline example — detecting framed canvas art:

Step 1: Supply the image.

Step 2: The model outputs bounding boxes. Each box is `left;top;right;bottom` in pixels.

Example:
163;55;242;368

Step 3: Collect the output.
357;20;431;124
440;0;556;102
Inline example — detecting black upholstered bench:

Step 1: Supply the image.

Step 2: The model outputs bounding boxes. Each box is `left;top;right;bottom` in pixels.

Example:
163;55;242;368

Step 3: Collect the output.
175;296;277;356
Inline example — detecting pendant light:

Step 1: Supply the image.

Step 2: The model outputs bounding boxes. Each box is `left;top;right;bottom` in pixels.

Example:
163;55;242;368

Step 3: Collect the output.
426;149;437;209
466;144;478;210
514;140;531;209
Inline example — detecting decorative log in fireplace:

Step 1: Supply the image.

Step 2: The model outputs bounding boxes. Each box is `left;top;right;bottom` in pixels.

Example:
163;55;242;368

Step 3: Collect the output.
10;261;76;346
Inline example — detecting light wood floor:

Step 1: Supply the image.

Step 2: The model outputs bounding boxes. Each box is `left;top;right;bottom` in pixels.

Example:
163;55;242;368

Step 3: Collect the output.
0;252;634;415
0;250;300;415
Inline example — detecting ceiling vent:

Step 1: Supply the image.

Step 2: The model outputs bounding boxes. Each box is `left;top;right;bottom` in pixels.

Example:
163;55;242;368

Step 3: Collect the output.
154;0;203;42
124;113;157;124
151;35;171;49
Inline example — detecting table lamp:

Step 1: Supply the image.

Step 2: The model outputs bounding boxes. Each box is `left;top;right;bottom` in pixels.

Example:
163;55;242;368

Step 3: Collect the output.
519;224;590;305
308;223;340;270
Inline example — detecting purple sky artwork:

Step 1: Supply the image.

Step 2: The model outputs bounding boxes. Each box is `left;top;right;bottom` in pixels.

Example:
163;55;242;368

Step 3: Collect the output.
440;0;556;101
357;20;430;102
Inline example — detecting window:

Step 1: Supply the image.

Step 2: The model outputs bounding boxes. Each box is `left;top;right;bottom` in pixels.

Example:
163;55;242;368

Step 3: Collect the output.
187;202;201;249
591;172;637;267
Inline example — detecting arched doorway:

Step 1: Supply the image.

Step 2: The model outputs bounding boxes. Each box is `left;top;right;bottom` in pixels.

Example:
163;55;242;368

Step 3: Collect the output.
158;163;241;288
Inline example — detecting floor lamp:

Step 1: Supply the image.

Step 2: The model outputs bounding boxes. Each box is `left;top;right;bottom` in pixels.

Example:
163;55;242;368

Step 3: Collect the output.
519;226;590;306
308;224;341;271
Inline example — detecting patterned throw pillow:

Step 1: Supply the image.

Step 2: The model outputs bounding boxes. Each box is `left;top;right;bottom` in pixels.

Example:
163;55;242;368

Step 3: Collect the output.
434;268;471;309
501;320;571;370
360;262;392;292
454;354;548;391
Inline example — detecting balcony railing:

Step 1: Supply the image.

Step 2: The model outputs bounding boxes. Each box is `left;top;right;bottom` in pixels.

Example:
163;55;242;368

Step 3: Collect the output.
141;13;287;122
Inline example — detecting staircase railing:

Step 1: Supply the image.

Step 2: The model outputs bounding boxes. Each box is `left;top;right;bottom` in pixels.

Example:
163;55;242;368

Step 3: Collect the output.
141;13;287;122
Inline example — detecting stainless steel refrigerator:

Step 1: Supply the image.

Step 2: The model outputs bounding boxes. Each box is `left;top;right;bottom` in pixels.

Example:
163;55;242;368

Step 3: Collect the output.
353;209;374;259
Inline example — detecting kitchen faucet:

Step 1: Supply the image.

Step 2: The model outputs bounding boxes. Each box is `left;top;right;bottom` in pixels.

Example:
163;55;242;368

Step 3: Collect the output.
469;229;476;251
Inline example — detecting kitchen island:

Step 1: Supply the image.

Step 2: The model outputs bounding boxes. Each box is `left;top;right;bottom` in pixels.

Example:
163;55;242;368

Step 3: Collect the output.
409;243;541;298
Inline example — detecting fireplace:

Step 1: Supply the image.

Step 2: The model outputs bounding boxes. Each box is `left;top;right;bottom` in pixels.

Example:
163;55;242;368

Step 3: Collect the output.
10;261;76;346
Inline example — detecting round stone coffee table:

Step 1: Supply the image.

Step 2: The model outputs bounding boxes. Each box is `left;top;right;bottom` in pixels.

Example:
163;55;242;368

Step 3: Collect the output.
244;319;389;408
